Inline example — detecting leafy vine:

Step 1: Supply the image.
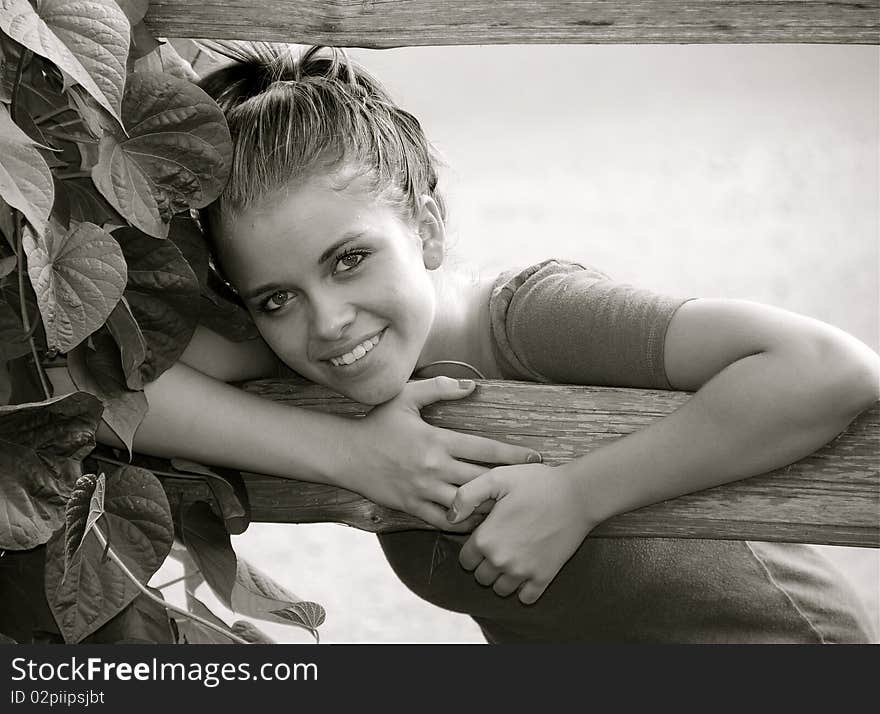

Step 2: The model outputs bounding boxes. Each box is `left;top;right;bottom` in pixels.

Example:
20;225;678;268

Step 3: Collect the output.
0;0;324;644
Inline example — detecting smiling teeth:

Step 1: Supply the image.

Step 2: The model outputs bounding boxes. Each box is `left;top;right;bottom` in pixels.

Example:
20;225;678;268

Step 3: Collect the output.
329;333;381;367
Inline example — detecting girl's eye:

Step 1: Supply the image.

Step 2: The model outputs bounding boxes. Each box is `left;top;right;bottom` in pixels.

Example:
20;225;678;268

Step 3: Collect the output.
261;290;295;313
334;250;368;274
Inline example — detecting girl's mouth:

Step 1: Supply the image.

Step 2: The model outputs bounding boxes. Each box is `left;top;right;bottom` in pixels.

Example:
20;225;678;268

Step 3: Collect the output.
327;329;384;368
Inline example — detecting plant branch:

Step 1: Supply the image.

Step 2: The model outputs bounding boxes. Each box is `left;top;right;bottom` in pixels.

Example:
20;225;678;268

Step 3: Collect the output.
92;522;249;645
14;214;51;400
33;105;70;126
54;170;91;180
9;49;28;124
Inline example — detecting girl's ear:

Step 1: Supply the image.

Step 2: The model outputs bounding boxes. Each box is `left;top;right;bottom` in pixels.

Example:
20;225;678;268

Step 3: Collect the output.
416;195;446;270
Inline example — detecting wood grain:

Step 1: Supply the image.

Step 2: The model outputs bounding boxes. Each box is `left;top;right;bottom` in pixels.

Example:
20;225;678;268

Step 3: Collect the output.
143;1;880;46
159;380;880;547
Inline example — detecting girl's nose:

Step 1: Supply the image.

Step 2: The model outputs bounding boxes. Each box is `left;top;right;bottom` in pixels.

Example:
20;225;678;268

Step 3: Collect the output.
309;292;355;341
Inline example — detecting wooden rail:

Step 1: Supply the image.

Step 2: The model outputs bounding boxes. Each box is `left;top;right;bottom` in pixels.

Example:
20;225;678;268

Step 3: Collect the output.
157;380;880;548
143;0;880;46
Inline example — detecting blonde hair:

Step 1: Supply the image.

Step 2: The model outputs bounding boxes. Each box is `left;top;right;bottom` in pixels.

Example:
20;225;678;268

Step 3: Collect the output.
198;44;446;252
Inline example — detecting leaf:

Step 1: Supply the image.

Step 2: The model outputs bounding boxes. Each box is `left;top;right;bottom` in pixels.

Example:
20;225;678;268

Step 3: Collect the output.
182;502;322;637
45;464;174;642
105;296;147;390
115;0;149;26
23;221;126;353
134;41;199;83
0;254;16;278
167;216;258;342
0;358;9;405
56;177;123;227
84;588;175;644
231;620;276;644
271;602;325;643
63;471;105;569
0;0;129;125
68;329;147;456
0;104;54;237
0;392;102;550
128;21;160;62
0;298;32;360
175;590;238;644
92;72;232;239
0;632;16;643
115;225;200;384
0;543;62;642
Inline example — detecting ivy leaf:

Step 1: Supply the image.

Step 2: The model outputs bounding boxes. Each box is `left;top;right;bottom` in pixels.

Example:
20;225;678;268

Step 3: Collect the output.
0;544;62;643
0;298;32;360
134;42;199;83
84;588;175;644
68;329;147;457
63;471;105;569
56;177;124;227
175;590;239;644
105;297;147;390
231;620;276;644
168;216;258;342
0;0;129;126
115;225;199;384
45;464;174;643
182;502;322;638
22;221;126;353
128;22;160;62
0;104;54;237
0;254;16;278
0;358;10;405
115;0;149;25
92;72;232;239
0;392;102;550
271;602;325;643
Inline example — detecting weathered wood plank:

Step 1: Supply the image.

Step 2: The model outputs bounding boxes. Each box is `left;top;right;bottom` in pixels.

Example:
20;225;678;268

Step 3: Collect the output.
144;0;880;46
160;380;880;547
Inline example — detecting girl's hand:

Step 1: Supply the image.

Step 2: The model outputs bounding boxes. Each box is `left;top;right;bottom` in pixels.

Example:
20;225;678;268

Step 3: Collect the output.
352;377;541;532
448;463;593;604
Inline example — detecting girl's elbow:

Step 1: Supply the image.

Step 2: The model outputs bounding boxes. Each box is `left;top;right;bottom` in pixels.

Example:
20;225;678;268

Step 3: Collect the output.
806;334;880;420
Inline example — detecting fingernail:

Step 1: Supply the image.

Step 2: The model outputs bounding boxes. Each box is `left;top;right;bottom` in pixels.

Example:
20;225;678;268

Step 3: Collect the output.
526;451;543;464
446;507;459;523
458;379;475;390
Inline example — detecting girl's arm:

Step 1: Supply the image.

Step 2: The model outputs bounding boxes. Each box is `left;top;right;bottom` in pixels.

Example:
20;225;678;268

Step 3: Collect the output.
48;326;539;531
451;298;879;602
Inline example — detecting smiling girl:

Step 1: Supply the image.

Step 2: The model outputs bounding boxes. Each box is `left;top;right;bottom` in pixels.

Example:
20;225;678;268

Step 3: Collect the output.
56;45;878;642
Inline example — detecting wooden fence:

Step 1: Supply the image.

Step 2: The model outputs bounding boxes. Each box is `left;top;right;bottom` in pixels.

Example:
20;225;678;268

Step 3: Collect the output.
153;381;880;548
144;0;880;45
141;2;879;547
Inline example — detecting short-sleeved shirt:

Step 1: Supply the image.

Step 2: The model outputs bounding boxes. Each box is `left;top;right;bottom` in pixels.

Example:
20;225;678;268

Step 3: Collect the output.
377;261;876;643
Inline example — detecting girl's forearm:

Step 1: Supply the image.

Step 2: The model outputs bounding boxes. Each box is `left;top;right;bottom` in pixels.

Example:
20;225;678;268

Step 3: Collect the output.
47;362;356;488
564;340;880;529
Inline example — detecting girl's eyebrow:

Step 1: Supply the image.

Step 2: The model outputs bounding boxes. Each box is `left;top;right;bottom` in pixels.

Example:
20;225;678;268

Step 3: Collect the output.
242;232;368;302
318;232;366;265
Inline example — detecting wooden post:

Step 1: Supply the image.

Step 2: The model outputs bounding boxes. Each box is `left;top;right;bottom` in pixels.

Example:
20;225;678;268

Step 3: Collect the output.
144;0;880;46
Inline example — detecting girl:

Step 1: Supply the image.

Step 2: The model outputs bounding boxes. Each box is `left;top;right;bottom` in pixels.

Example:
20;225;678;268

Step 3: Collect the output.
58;45;878;642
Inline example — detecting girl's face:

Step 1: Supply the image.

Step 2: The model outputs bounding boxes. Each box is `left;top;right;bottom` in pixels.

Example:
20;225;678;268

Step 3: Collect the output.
217;172;441;405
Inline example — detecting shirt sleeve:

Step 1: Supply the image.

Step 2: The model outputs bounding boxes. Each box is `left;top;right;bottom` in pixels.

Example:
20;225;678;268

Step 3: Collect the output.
489;259;692;389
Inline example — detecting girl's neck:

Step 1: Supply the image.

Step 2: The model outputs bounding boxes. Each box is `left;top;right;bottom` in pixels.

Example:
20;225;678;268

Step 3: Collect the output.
417;269;503;379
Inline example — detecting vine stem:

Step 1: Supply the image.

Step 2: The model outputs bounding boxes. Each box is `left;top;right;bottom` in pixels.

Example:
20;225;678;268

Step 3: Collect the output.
32;105;69;126
54;170;91;180
14;214;51;400
92;523;249;645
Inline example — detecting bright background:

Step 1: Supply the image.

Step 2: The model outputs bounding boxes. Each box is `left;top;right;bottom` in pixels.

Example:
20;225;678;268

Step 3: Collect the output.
154;44;879;643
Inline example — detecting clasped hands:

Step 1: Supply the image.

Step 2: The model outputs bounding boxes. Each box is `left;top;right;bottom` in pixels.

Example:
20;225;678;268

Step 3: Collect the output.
447;462;596;605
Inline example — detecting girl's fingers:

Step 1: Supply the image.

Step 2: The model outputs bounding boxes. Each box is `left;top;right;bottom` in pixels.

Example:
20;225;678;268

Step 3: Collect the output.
415;502;484;533
447;431;541;467
474;560;501;587
493;574;523;598
445;460;489;487
458;536;483;571
401;376;476;409
517;581;547;606
448;471;501;524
